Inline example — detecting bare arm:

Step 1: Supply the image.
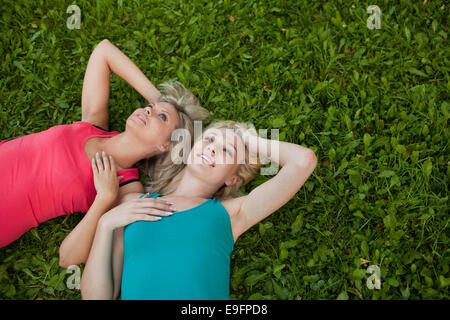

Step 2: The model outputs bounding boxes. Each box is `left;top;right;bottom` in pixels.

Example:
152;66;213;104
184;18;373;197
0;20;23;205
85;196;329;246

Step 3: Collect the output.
80;220;117;300
226;134;317;239
81;39;162;130
59;194;115;268
81;193;171;299
59;151;144;268
58;188;143;268
111;227;125;300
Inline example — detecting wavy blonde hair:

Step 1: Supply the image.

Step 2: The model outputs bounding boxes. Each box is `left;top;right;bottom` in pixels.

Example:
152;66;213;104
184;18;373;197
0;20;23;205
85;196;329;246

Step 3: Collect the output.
135;80;209;193
156;120;264;200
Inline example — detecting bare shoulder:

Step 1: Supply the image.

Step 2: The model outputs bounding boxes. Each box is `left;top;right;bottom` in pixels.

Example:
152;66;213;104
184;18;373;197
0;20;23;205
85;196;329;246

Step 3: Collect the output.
115;181;145;205
81;114;109;133
119;180;144;193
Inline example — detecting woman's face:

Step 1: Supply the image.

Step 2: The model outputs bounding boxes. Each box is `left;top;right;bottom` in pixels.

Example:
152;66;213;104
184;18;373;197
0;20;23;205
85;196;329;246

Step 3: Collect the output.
125;101;181;154
187;127;246;188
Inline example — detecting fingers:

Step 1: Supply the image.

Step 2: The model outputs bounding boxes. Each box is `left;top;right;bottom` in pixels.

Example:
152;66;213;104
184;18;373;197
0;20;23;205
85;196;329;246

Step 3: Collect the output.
136;199;177;212
102;151;110;171
132;213;163;223
109;154;117;172
95;151;104;171
91;156;98;174
93;151;117;172
136;208;174;217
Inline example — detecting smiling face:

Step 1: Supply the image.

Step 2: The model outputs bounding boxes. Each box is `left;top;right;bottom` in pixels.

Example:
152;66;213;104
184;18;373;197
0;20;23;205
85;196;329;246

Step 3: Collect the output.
125;101;181;155
187;127;246;189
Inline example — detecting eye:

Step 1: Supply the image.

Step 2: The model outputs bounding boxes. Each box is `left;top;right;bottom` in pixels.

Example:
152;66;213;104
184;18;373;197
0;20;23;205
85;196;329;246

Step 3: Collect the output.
204;136;213;142
159;113;167;121
223;147;232;156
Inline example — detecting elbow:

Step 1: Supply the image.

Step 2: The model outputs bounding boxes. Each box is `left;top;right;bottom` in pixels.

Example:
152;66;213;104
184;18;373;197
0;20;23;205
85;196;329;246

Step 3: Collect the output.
58;259;68;269
58;246;69;268
59;246;82;269
58;255;74;269
59;257;85;270
94;39;111;55
295;149;317;169
308;150;318;167
58;242;74;269
99;38;111;46
306;150;318;172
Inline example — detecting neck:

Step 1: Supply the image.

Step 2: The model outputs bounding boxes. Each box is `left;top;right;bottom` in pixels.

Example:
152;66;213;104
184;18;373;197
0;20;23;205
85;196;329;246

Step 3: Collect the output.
170;169;218;199
99;132;159;170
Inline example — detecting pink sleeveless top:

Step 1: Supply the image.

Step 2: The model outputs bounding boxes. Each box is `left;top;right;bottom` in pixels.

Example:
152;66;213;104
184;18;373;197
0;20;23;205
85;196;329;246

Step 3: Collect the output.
0;121;140;247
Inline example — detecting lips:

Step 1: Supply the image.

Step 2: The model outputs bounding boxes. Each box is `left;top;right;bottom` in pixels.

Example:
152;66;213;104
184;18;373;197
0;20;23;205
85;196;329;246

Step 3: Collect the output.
199;153;214;167
135;112;146;125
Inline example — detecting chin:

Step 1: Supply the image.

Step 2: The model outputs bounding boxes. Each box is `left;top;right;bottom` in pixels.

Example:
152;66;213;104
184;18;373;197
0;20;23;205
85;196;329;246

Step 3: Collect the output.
186;162;210;177
125;117;135;129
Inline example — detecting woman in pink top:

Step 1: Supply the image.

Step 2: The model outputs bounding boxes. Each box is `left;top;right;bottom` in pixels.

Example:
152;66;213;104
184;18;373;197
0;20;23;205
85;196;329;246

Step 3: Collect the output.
0;39;209;257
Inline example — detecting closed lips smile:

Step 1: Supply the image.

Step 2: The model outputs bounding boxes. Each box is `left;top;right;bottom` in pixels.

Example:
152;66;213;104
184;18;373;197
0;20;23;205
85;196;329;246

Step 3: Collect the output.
136;113;146;125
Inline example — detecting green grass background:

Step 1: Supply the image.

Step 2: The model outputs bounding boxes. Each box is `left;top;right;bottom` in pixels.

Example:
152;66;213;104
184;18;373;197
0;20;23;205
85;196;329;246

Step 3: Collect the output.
0;0;448;300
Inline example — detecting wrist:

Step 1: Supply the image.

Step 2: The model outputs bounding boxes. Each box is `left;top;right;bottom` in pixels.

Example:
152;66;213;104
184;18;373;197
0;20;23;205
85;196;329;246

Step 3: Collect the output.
246;135;268;161
95;193;117;205
98;215;114;233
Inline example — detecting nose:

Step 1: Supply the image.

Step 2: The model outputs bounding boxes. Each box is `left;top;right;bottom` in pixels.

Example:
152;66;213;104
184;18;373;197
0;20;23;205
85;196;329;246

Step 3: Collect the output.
206;144;215;155
206;142;216;157
144;106;152;116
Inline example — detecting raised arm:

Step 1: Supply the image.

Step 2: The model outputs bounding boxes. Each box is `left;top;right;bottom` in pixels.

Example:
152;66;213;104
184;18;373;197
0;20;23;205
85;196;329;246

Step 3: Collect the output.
226;133;317;239
81;38;162;130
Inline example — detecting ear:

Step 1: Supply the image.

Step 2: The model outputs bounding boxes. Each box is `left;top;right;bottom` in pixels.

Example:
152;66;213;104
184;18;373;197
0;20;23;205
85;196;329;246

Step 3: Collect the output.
225;175;241;187
157;141;171;153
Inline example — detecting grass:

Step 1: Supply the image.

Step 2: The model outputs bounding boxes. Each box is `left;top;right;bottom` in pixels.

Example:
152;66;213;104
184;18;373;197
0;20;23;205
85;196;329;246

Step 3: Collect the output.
0;0;449;300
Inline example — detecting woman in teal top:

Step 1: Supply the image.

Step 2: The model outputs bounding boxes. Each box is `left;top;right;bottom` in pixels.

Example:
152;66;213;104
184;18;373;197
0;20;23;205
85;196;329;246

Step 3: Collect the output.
80;120;318;300
122;194;234;299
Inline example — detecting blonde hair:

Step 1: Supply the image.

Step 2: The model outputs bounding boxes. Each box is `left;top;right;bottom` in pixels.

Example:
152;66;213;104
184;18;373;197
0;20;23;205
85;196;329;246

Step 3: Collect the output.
135;80;209;193
157;120;264;200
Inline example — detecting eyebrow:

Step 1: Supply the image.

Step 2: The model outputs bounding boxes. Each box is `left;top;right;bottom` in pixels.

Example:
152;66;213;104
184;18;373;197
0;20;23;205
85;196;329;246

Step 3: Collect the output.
155;104;171;122
149;102;167;113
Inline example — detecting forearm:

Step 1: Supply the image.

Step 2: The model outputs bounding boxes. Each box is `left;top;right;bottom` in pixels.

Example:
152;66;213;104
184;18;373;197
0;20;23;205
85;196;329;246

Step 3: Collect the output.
59;195;115;268
80;222;115;300
249;136;316;167
100;39;161;103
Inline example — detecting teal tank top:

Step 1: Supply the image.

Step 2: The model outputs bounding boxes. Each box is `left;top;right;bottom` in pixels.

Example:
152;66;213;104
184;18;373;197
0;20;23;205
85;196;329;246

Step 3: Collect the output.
121;193;235;300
